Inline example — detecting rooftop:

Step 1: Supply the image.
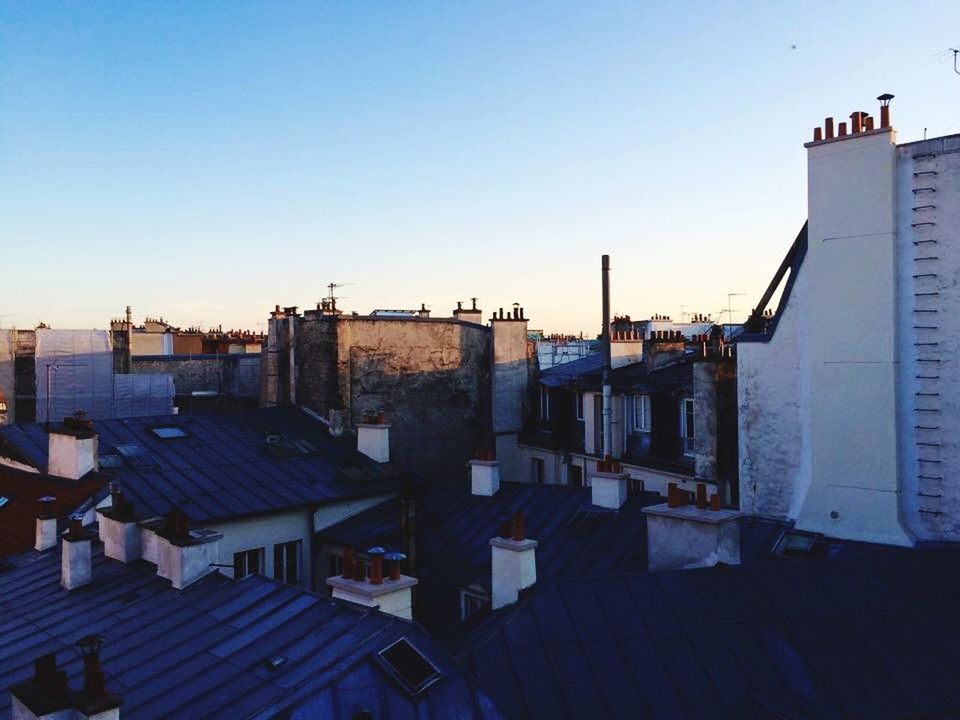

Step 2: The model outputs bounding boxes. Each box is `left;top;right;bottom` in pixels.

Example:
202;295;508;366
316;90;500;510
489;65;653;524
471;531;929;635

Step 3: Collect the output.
0;466;107;557
0;541;506;719
459;546;960;720
0;407;404;524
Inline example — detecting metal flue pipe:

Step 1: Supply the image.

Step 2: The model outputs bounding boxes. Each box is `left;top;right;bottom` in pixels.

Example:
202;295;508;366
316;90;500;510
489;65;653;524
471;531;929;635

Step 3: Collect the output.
601;255;612;458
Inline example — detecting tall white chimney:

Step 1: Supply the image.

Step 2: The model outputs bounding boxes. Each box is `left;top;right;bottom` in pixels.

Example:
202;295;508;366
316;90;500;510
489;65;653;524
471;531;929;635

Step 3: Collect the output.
490;512;537;609
35;496;58;552
61;516;93;591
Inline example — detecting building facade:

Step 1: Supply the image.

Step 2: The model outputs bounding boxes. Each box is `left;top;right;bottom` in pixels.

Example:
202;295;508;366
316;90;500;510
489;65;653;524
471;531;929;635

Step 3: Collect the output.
739;97;960;544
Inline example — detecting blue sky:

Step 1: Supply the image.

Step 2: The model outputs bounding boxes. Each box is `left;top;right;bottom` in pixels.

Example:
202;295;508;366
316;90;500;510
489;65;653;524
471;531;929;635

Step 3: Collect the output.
2;1;958;334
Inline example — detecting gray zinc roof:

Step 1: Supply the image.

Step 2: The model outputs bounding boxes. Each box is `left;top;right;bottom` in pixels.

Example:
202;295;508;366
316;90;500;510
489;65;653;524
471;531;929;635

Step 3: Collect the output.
0;542;506;720
0;407;403;523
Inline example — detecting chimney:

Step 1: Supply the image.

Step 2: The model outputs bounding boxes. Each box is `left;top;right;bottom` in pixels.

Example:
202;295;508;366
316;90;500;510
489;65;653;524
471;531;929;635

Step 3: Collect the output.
878;93;894;129
327;547;418;619
357;415;390;463
47;415;98;481
97;486;141;563
154;509;221;590
610;331;643;369
61;516;93;591
417;303;430;318
642;484;741;570
469;451;500;496
10;653;71;720
591;458;629;509
489;511;537;609
645;331;685;369
453;298;483;325
35;496;58;552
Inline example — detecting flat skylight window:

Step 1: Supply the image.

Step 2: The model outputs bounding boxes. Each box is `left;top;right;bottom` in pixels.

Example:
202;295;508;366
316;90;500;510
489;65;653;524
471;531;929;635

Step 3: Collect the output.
148;425;190;439
0;496;8;510
376;637;442;695
115;444;159;469
98;454;125;470
771;529;819;559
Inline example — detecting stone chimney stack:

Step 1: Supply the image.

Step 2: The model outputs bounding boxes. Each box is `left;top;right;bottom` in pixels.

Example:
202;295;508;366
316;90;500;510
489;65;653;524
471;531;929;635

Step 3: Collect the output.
357;412;390;463
327;547;418;619
35;496;58;552
61;516;93;591
469;450;500;496
154;509;221;590
47;414;98;481
490;512;537;609
591;458;629;509
97;486;141;563
453;298;484;325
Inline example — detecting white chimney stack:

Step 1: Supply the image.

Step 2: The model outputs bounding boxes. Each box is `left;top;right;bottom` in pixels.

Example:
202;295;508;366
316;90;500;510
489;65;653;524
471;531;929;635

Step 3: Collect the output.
357;415;390;463
327;548;418;619
591;459;629;509
490;512;537;610
61;516;93;591
47;419;98;481
154;510;221;590
643;483;741;570
97;486;141;563
35;496;58;552
470;454;500;496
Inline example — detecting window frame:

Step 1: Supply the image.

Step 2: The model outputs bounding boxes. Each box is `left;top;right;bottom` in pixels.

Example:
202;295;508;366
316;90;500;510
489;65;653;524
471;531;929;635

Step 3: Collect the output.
575;392;584;421
531;457;545;484
631;394;651;433
459;589;490;621
539;388;551;429
273;540;302;587
233;547;265;580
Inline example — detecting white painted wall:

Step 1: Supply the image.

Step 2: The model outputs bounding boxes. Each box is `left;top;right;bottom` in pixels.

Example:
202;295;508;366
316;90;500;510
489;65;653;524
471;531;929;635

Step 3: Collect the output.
208;509;314;585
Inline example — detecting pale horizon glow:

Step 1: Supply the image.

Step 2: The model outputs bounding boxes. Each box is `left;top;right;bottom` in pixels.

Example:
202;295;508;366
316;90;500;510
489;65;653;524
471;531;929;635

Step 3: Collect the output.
2;2;959;336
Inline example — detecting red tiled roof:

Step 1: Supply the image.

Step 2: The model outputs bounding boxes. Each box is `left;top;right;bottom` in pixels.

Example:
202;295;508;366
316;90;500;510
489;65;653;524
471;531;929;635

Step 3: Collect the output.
0;465;107;557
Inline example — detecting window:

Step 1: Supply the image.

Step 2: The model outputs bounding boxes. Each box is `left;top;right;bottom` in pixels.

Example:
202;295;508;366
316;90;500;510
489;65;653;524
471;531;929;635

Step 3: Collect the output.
326;550;344;581
233;547;264;579
771;529;819;558
114;444;159;468
568;464;583;487
0;496;8;510
460;589;489;620
632;395;651;433
539;388;551;429
376;638;443;695
274;540;302;586
148;424;190;439
531;457;545;484
680;398;695;456
575;392;584;421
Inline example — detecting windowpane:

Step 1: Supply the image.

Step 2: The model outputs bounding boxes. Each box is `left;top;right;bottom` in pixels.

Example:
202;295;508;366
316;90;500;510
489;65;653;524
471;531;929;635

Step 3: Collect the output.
273;540;301;586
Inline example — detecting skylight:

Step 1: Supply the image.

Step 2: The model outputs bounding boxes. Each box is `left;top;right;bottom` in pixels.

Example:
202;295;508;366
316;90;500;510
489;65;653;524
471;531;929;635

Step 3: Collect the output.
114;444;159;469
98;454;125;470
567;508;609;533
376;637;442;695
148;425;190;439
0;496;8;510
771;529;820;558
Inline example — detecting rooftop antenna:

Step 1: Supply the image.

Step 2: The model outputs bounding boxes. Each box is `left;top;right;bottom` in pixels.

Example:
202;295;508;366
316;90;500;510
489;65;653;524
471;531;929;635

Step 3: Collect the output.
322;282;353;311
952;48;959;75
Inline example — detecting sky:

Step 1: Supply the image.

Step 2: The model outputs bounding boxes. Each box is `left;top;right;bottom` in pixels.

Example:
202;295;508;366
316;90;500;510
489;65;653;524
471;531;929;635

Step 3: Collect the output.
2;2;959;336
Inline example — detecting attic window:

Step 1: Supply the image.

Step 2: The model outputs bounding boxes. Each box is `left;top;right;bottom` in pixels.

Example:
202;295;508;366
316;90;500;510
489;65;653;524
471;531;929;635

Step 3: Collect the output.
376;637;442;695
567;508;609;533
114;444;159;469
0;496;8;510
148;425;190;440
771;529;819;558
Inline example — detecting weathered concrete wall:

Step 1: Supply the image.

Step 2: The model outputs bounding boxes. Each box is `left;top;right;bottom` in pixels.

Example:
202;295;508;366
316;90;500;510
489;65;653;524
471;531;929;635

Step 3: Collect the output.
491;319;530;482
131;332;171;356
737;268;807;519
896;135;960;540
294;315;492;483
132;354;260;402
694;359;737;495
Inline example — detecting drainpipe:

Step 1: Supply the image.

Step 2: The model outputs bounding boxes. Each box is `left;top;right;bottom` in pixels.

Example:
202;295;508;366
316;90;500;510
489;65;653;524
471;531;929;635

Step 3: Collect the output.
601;255;612;458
